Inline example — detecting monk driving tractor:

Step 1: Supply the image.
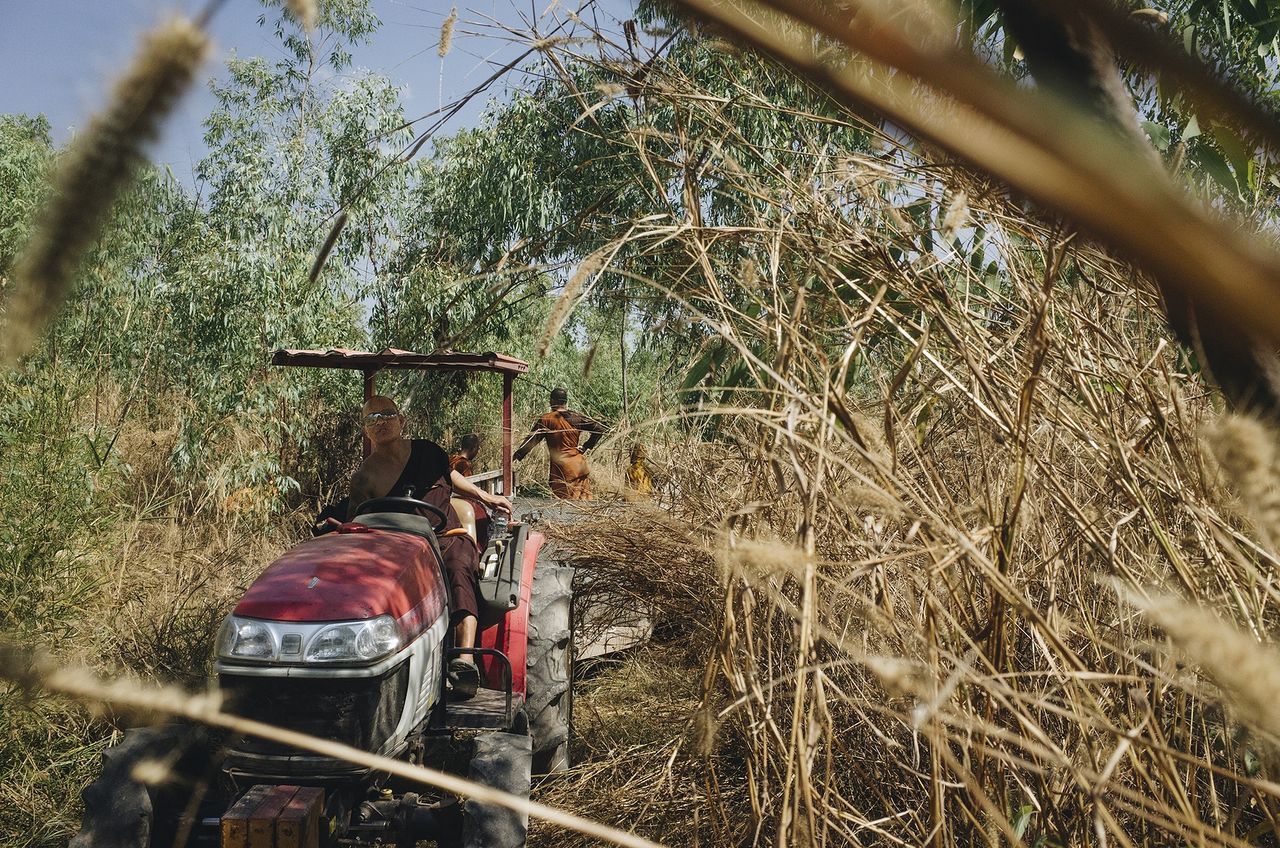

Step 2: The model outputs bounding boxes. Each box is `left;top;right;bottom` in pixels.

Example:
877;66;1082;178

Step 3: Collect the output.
514;386;606;500
347;395;511;698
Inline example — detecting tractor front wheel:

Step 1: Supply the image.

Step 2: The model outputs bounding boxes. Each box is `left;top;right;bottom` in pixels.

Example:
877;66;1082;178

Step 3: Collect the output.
70;724;217;848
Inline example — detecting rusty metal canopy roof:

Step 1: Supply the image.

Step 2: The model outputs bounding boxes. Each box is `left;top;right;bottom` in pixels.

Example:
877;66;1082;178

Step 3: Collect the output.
272;347;529;375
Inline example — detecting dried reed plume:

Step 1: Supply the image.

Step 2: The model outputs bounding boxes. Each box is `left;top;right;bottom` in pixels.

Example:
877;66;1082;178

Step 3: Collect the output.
510;17;1280;839
1203;414;1280;548
719;537;807;582
1127;590;1280;740
308;211;348;283
1;16;209;364
537;249;607;358
941;190;969;241
439;7;458;58
286;0;317;33
23;5;1280;847
0;643;664;848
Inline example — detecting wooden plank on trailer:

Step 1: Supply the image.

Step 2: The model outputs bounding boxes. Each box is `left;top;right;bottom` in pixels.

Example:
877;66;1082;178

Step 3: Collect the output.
249;785;299;848
277;786;325;848
221;785;274;848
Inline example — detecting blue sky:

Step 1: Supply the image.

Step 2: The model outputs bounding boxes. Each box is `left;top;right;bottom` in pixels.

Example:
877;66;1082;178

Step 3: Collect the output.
0;0;636;183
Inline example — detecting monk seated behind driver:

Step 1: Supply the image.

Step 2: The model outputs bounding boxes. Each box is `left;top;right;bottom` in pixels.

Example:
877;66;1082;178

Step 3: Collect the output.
348;396;511;699
450;433;481;476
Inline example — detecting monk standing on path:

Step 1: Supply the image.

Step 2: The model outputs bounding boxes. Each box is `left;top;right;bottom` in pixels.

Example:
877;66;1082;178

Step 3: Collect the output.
514;387;606;499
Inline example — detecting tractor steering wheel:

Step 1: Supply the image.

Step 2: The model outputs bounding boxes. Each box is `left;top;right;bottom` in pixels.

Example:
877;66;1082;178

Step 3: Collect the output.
352;497;449;533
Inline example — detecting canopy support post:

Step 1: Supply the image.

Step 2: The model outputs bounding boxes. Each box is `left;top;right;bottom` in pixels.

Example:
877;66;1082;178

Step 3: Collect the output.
502;373;514;496
362;369;377;458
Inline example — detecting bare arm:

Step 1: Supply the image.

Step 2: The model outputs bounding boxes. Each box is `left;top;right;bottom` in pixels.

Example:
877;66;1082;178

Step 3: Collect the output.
513;423;542;461
451;469;512;514
574;412;607;451
346;467;378;520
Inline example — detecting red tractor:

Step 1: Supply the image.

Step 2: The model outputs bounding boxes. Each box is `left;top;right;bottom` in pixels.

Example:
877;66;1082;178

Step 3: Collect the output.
71;349;574;848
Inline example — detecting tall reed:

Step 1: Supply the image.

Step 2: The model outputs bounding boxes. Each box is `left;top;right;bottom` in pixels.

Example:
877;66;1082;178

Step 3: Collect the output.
2;17;208;364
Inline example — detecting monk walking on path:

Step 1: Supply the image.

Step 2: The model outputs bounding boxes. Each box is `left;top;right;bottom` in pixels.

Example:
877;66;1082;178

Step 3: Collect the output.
514;386;606;499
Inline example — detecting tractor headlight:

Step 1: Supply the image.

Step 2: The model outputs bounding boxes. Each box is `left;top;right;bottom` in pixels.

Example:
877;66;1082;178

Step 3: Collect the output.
217;616;277;661
304;615;402;663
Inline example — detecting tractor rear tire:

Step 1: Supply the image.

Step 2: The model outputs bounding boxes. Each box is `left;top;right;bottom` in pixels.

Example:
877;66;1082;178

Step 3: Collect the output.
70;724;215;848
525;561;574;774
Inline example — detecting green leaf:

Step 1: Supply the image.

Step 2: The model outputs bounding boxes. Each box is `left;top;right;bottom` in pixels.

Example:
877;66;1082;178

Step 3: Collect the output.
1143;121;1172;152
682;345;720;391
1212;122;1252;181
1195;146;1238;195
1012;805;1034;839
1182;113;1201;142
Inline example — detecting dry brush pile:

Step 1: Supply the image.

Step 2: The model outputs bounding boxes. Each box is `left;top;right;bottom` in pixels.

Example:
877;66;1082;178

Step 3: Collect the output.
525;43;1280;845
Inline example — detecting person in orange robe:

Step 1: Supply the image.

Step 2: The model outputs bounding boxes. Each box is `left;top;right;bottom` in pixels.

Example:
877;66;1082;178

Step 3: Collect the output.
626;443;654;500
450;433;480;476
514;387;606;499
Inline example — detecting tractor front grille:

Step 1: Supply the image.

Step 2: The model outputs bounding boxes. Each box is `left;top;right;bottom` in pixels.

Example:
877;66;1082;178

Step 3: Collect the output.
220;662;410;762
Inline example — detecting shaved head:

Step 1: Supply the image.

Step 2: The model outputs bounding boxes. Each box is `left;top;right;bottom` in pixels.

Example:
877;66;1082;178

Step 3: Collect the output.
362;395;399;417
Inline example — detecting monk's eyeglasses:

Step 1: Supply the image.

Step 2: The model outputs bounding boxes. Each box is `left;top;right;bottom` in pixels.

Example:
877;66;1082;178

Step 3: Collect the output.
364;411;400;425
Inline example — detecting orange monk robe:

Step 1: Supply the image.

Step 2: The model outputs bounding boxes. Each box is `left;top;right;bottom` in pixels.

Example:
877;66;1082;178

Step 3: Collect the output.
449;454;474;476
626;457;653;498
514;408;605;499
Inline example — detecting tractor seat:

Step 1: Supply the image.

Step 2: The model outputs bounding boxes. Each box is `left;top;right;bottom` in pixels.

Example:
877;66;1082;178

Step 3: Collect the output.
351;511;439;542
450;497;477;544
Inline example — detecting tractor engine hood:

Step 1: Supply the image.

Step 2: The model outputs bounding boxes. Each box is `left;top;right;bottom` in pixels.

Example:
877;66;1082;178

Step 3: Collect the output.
233;526;447;640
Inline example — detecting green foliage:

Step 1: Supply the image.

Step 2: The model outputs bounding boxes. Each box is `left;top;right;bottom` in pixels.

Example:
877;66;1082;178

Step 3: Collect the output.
8;2;1280;845
0;370;118;640
0;115;54;275
958;0;1280;206
46;0;411;511
381;17;871;427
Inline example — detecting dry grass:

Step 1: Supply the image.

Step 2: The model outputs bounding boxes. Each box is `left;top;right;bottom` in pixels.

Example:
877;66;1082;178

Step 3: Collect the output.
532;644;737;847
0;508;289;844
15;5;1280;848
0;642;663;848
501;22;1280;843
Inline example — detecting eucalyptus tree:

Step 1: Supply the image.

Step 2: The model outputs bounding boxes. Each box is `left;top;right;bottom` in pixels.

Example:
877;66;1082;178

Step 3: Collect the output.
0;115;54;276
145;0;416;505
383;11;880;423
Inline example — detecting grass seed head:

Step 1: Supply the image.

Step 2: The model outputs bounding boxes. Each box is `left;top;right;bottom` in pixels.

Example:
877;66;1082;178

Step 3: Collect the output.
539;250;606;358
941;190;969;241
1;16;209;365
719;537;807;582
692;706;720;758
286;0;317;33
1130;590;1280;740
439;7;458;58
1203;414;1280;548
